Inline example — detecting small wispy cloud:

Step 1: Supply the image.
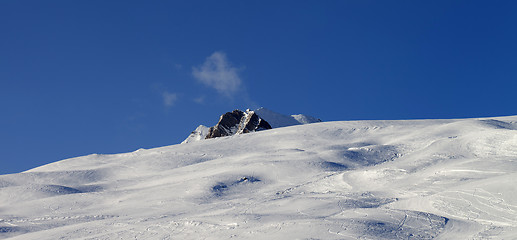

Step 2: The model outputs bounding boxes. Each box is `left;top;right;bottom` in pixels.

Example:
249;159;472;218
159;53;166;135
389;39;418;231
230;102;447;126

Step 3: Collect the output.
192;51;242;97
174;64;183;70
193;96;205;104
162;91;178;107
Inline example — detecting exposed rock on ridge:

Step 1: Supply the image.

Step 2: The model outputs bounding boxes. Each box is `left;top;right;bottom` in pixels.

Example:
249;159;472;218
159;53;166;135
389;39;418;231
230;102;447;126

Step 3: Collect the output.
205;109;272;139
182;107;321;144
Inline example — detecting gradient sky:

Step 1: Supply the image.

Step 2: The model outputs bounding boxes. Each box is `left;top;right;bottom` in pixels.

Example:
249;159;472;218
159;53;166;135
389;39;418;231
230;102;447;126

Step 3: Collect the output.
1;1;516;174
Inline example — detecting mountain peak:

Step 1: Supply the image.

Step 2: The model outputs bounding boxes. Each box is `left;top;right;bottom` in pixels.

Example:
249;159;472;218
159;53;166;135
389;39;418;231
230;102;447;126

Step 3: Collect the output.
204;109;272;139
182;107;321;143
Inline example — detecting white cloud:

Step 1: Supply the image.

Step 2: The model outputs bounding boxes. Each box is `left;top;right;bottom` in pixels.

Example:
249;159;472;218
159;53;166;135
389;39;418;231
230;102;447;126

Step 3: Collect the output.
193;96;205;104
162;91;178;107
192;51;242;96
174;64;183;70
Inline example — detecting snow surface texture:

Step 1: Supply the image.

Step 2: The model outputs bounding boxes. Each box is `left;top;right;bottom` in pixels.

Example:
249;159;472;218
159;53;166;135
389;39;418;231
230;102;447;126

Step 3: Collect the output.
2;116;517;239
182;108;321;144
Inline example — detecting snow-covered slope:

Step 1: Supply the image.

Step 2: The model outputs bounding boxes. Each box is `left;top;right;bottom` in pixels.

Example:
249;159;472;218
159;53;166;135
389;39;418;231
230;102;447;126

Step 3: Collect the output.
1;116;517;239
254;107;321;128
181;125;210;144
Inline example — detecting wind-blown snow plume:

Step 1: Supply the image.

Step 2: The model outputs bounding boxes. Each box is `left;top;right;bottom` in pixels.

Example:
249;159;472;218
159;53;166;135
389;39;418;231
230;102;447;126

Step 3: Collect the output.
192;51;242;97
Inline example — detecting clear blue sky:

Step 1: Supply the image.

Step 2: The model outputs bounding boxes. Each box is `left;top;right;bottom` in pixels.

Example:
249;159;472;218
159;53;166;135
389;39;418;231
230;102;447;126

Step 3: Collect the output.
1;1;516;174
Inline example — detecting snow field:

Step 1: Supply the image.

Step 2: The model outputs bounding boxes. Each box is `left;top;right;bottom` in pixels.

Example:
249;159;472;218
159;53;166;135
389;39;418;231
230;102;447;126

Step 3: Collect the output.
1;116;517;239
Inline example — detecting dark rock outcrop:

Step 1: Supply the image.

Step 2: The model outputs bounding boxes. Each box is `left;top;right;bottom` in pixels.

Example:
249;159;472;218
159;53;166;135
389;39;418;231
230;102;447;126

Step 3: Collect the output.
205;109;272;139
240;110;272;133
182;107;322;144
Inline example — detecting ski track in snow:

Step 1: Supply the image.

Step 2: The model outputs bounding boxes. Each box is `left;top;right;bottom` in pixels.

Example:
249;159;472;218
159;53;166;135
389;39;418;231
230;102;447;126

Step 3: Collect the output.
1;116;517;239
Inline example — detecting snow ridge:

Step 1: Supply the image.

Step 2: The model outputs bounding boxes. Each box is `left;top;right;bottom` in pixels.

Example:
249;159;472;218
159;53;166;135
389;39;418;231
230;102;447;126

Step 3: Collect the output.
182;125;210;144
255;107;321;128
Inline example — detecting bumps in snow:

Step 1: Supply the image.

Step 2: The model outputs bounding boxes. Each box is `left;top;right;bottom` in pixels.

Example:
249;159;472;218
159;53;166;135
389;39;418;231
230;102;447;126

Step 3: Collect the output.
211;176;261;196
205;109;272;139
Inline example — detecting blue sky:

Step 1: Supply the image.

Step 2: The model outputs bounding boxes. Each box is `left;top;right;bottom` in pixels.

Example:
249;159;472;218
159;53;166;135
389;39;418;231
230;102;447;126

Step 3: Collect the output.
1;1;516;174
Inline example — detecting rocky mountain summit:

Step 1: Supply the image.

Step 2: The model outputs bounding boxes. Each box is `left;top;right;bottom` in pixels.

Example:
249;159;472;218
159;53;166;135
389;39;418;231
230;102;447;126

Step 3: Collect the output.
182;108;321;144
205;109;272;139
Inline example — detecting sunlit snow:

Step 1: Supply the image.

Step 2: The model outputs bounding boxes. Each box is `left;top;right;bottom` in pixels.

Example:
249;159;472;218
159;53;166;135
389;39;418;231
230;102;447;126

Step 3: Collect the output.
1;116;517;239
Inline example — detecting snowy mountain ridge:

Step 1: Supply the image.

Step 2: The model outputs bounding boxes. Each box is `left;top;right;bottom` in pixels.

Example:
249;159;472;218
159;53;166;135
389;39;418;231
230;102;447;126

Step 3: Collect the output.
255;107;322;128
182;107;321;144
1;115;517;239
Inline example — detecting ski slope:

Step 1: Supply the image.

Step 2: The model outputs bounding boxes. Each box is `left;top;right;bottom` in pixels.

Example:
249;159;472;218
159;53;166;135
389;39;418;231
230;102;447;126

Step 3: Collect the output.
1;116;517;239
